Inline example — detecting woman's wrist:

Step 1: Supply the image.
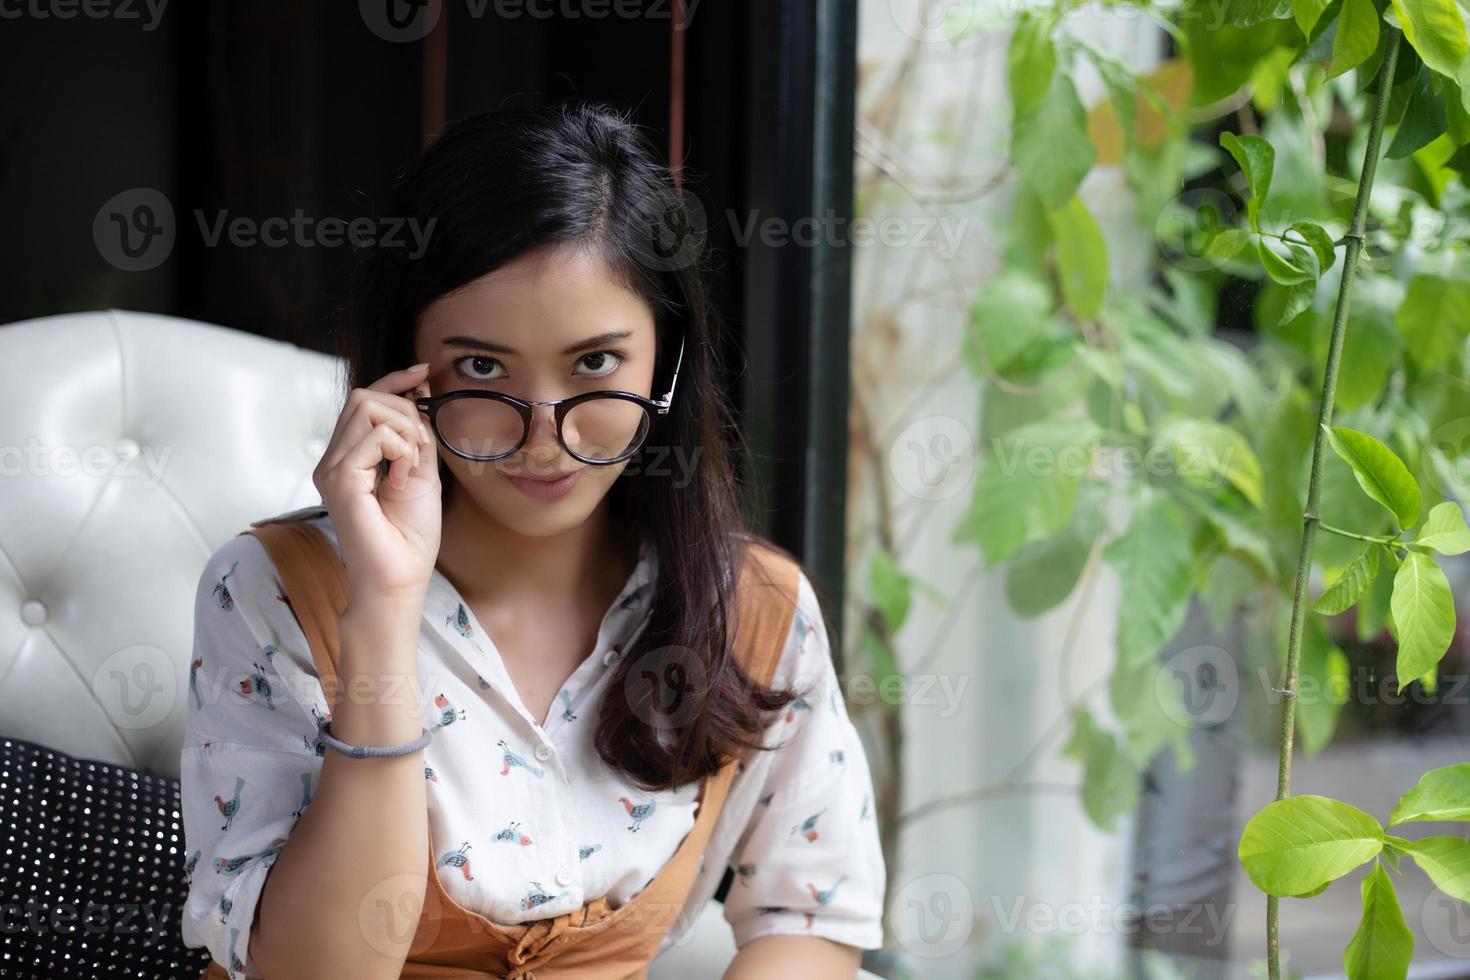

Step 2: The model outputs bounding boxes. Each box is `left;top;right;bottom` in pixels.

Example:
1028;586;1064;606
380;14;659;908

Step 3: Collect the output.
340;594;424;647
337;604;421;672
331;600;425;741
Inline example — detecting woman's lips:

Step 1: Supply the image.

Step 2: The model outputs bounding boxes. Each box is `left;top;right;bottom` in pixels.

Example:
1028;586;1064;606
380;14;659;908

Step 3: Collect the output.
505;469;580;501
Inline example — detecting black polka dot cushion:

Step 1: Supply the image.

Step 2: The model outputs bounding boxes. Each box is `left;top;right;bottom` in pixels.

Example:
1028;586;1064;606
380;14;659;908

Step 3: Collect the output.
0;737;212;979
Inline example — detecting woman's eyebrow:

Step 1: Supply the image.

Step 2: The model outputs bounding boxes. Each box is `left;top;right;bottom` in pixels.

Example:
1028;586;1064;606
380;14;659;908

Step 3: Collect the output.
439;331;634;356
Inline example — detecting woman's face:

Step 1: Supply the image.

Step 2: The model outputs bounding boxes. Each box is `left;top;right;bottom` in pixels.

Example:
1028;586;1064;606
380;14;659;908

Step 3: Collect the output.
414;243;659;538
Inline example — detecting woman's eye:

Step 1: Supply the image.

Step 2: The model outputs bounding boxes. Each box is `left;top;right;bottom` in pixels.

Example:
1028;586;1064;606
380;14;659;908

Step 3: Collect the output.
455;355;504;381
576;350;624;378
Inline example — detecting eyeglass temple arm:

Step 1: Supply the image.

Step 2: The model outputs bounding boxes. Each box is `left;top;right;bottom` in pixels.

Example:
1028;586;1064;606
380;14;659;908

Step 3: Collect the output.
657;333;686;414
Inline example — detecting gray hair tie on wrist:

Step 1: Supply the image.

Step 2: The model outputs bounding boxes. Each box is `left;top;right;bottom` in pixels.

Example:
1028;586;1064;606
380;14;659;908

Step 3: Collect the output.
319;722;433;758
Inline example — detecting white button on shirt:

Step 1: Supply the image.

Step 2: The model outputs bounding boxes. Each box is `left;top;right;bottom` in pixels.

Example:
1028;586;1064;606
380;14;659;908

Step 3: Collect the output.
179;507;886;978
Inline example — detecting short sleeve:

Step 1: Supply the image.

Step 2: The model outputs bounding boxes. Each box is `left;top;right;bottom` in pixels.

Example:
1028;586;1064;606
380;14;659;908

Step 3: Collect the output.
721;570;886;952
179;532;330;979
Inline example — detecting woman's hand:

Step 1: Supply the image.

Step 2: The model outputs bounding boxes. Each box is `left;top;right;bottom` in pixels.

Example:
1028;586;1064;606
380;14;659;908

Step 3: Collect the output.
312;363;443;609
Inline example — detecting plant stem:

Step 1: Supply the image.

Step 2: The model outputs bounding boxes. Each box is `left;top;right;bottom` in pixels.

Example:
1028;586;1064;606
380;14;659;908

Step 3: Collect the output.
1266;27;1401;980
1316;522;1398;545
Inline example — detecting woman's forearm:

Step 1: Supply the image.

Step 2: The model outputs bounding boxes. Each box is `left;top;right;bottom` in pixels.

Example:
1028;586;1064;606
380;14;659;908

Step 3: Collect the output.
249;602;430;979
723;934;862;980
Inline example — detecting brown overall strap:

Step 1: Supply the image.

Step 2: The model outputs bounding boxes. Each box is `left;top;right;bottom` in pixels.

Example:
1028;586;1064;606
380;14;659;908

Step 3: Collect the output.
239;515;350;700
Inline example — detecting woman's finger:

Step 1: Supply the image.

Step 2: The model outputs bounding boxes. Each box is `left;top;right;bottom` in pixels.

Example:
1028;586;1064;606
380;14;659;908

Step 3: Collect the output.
323;365;430;450
343;421;418;491
319;400;425;476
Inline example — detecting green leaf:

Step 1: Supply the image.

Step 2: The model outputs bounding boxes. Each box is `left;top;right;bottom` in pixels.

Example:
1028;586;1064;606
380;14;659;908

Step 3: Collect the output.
1331;0;1383;79
1325;426;1423;528
1008;11;1056;118
857;623;901;691
1173;483;1276;577
1201;338;1269;430
1287;219;1338;272
1006;485;1106;617
1316;274;1404;414
1395;271;1470;371
960;417;1100;563
1048;196;1108;319
1062;706;1140;831
1110;650;1196;772
1413;501;1470;555
1406;836;1470;901
1277;278;1319;328
1206;227;1253;259
1386;61;1448;158
1109;307;1204;404
1295;0;1333;36
1359;544;1400;641
868;547;912;633
1258;238;1313;283
1012;69;1097;209
1391;551;1457;681
1221;131;1276;228
1225;0;1295;25
1075;39;1139;137
1105;493;1194;669
961;463;1077;564
1388;0;1469;77
1298;617;1351;757
1238;795;1384;896
965;267;1059;379
1158;417;1265;508
1389;763;1470;825
1315;544;1383;615
1343;863;1414;980
1201;552;1263;632
1447;77;1470;143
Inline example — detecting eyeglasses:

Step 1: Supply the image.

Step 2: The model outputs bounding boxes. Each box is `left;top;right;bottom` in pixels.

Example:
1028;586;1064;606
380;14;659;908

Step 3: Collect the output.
414;330;684;465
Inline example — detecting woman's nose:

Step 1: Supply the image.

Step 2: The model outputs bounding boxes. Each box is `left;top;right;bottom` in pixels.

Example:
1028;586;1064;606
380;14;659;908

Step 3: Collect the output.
522;402;565;458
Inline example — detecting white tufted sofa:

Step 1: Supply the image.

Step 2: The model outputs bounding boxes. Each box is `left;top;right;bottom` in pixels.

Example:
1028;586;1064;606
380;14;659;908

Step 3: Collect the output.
0;309;880;980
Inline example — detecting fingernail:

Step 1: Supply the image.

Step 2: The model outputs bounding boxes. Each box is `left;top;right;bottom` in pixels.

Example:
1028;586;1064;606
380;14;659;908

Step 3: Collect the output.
419;422;432;444
410;362;430;372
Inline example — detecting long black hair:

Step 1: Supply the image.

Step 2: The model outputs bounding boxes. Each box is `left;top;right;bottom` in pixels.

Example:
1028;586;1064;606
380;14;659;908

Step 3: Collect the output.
333;100;812;791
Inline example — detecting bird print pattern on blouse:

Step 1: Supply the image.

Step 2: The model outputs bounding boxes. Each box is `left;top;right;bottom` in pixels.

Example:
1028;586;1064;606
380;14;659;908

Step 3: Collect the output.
180;508;885;980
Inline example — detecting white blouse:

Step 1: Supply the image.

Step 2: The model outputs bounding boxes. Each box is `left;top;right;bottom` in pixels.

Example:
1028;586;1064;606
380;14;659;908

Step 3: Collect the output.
179;506;886;977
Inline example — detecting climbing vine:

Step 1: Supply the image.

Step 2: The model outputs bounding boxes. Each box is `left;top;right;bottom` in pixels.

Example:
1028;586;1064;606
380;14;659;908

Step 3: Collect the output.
854;0;1470;974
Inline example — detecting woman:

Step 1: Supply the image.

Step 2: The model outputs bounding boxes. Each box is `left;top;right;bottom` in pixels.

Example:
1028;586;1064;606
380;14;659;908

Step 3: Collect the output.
180;101;885;978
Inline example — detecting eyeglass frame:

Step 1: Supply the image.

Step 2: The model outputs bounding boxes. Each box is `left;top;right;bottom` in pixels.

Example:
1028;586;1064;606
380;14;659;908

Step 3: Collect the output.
413;329;685;465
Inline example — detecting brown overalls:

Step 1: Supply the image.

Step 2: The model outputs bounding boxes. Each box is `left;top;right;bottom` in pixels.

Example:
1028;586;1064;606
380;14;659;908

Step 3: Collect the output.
199;517;800;979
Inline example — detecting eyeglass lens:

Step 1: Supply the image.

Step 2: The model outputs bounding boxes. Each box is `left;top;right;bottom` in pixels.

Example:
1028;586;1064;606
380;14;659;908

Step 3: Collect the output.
435;395;652;462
